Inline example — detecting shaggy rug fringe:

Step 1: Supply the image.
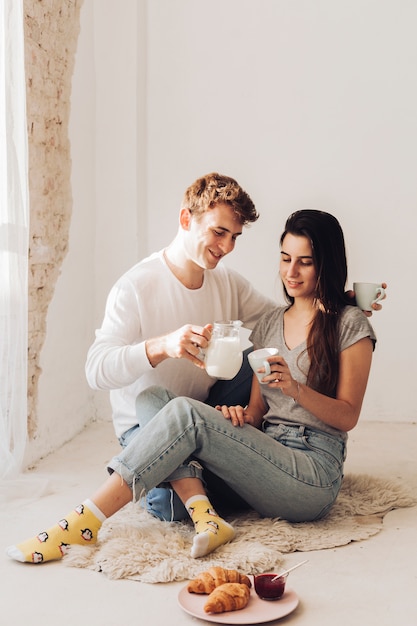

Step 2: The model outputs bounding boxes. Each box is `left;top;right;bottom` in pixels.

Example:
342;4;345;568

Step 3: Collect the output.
64;473;416;583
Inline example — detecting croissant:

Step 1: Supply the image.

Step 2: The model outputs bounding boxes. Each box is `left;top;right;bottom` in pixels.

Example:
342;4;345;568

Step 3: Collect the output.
187;566;251;594
204;582;251;614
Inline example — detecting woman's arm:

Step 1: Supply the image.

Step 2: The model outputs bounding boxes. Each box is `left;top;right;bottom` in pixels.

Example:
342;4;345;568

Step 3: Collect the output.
277;337;374;432
216;374;267;428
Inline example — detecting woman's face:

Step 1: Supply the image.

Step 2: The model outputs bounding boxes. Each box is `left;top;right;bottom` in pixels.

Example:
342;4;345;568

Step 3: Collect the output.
280;233;318;300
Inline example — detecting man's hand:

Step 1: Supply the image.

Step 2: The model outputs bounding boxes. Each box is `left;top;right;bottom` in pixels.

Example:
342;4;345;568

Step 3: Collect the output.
346;282;387;317
146;323;212;368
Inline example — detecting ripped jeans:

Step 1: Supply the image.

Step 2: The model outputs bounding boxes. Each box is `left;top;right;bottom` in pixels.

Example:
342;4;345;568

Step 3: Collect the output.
119;347;254;521
109;385;346;523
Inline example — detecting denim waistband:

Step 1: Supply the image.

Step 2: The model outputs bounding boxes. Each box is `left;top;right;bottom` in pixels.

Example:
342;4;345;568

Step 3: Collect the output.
264;420;346;441
263;421;347;460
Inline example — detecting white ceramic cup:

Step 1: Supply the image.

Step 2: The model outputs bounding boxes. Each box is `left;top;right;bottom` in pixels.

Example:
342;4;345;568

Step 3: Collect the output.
353;282;386;312
248;348;279;384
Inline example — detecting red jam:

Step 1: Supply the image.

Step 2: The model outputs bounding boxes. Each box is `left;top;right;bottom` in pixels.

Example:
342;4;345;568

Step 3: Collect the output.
254;574;286;600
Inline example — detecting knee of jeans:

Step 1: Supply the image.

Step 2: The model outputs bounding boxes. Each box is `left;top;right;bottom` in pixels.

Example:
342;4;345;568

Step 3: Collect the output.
135;385;173;413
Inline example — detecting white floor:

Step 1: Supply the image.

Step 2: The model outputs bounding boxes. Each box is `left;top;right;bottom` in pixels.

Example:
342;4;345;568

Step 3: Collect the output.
1;419;416;626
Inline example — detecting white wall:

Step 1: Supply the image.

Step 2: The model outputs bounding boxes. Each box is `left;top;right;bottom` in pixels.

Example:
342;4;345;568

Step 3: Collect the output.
29;0;417;465
144;0;417;423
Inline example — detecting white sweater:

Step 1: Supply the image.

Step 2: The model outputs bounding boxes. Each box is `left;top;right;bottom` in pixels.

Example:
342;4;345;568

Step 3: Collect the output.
86;250;274;438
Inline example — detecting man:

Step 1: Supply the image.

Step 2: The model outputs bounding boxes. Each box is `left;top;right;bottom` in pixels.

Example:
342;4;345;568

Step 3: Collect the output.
86;173;275;520
86;172;385;521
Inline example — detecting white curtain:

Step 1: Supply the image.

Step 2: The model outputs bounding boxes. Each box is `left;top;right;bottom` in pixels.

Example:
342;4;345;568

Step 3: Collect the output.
0;0;29;479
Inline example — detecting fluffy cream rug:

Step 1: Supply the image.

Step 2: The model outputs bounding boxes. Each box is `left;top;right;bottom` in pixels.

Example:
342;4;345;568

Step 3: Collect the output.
64;473;416;583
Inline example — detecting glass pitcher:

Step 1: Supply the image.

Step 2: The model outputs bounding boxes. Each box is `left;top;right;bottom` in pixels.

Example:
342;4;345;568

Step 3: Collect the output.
204;320;243;380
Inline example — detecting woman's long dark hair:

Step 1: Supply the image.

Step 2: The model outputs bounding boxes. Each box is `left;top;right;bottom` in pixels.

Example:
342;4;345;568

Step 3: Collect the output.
280;210;351;397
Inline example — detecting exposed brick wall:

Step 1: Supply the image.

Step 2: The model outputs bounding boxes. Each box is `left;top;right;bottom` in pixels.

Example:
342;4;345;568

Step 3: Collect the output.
24;0;84;437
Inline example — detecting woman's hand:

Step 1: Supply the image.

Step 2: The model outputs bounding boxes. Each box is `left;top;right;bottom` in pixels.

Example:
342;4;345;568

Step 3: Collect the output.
262;356;299;399
215;371;270;428
215;404;263;428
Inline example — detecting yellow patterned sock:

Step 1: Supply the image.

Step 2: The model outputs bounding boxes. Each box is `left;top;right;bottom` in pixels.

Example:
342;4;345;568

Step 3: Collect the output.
6;499;106;564
186;496;235;559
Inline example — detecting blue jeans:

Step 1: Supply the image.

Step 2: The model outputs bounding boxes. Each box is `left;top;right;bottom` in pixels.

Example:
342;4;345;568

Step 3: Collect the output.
110;385;346;523
119;348;254;521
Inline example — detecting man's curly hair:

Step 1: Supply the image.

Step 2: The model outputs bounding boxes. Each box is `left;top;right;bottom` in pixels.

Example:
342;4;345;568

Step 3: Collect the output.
181;172;259;225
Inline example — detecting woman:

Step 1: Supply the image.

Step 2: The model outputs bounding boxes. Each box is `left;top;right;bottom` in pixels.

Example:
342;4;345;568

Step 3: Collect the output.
7;210;376;564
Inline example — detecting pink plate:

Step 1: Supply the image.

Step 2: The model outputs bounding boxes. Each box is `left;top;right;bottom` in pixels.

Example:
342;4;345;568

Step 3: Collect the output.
177;577;299;624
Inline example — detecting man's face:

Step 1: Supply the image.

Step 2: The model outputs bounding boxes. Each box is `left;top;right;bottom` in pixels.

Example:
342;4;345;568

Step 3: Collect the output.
182;202;243;270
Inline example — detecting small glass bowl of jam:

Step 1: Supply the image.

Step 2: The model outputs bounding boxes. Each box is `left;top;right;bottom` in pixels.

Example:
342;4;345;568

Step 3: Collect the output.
254;573;288;600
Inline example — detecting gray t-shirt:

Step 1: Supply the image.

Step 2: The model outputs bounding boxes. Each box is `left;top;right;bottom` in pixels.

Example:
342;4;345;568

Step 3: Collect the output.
249;305;377;441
